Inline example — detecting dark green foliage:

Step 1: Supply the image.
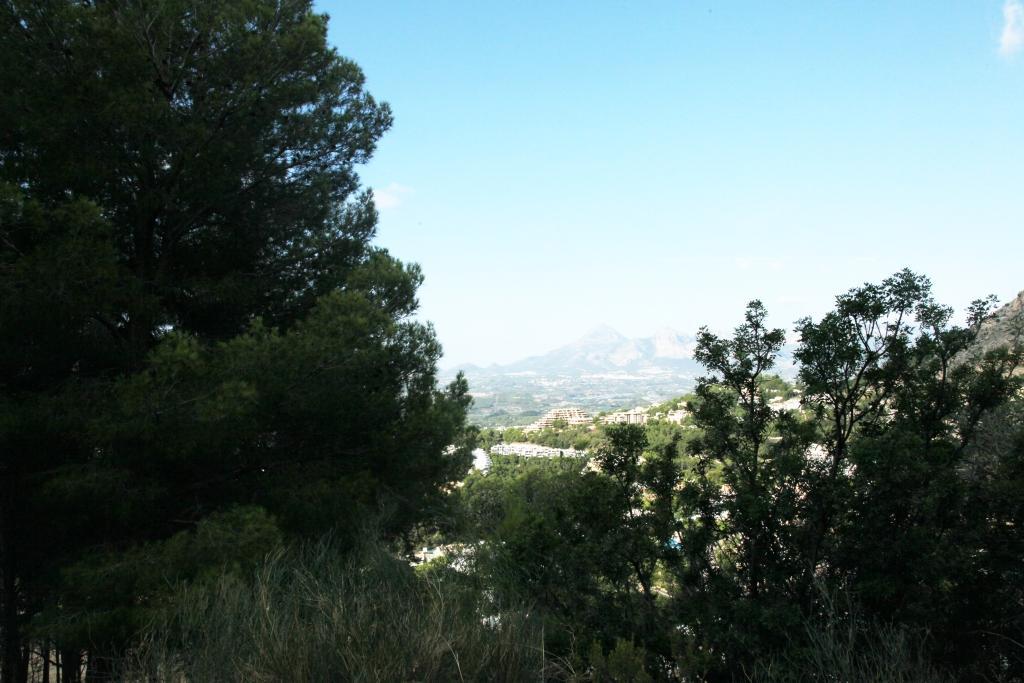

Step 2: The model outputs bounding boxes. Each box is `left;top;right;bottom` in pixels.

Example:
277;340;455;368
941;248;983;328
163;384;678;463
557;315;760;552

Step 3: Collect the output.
677;301;809;665
481;423;599;451
2;1;1022;679
527;424;599;450
503;426;529;443
588;639;654;683
758;374;799;401
456;425;682;676
748;587;952;683
459;454;615;631
122;540;544;682
454;272;1023;681
674;271;1024;678
0;1;470;679
33;506;282;652
475;427;505;451
1;0;393;343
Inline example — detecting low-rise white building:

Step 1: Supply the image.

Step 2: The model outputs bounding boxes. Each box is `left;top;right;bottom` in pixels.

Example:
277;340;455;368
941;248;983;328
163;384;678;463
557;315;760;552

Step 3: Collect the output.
471;448;491;472
665;409;689;424
601;407;649;425
490;442;586;458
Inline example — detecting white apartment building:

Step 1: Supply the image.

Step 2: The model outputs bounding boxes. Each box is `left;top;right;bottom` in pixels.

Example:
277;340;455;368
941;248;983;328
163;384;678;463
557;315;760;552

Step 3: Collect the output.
601;407;649;425
525;407;593;432
490;442;586;458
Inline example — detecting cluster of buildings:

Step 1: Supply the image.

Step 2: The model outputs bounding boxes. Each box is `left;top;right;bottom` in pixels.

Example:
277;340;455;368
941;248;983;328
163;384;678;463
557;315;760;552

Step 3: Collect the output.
524;407;593;432
600;407;649;425
601;407;689;425
490;442;586;458
520;405;692;432
469;394;807;475
475;403;695;471
768;395;803;411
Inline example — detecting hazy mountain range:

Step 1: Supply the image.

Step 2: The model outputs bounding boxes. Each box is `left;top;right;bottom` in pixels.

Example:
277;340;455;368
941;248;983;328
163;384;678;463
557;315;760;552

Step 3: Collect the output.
450;325;704;378
449;289;1024;427
445;326;712;427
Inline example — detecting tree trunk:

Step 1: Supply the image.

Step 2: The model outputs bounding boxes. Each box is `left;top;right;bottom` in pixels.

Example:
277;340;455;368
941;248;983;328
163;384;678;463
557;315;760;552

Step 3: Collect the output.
83;653;111;682
59;651;79;683
1;484;23;683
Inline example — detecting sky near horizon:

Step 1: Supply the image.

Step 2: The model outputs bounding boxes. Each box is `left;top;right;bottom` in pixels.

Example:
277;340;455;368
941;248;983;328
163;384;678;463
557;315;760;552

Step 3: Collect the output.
320;1;1024;369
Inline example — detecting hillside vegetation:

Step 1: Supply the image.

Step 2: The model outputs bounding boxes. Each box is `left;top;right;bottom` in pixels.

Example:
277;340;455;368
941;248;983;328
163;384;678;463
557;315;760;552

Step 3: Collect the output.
1;2;1023;682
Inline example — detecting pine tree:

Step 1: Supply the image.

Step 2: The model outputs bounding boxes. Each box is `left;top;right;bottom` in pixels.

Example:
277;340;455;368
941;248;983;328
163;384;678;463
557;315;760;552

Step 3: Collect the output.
0;2;471;679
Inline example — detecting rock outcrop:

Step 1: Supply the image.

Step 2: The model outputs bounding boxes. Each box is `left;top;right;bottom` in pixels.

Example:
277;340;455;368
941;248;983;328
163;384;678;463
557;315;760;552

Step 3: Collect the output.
972;290;1024;361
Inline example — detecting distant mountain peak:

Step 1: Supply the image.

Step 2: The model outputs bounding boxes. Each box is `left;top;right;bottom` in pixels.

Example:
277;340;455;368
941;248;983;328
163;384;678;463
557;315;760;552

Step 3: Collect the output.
578;324;626;344
444;325;709;378
652;327;694;359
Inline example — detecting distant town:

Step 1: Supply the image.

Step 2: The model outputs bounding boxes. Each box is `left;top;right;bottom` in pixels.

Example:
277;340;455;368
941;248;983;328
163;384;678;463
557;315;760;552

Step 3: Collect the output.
446;325;799;427
472;386;806;473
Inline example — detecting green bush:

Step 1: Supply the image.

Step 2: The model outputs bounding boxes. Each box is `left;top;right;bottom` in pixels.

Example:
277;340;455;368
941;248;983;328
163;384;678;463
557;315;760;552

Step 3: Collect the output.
122;541;544;682
748;590;952;683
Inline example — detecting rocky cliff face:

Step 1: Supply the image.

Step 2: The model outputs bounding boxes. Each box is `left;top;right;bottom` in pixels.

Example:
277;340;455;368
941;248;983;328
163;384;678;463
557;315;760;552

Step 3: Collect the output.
972;290;1024;360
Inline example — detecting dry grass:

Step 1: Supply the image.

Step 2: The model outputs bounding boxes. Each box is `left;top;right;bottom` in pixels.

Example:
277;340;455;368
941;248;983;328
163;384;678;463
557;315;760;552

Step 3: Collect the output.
121;541;545;682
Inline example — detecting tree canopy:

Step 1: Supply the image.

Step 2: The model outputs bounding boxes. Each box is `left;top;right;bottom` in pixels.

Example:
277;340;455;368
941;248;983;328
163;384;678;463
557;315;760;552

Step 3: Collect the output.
0;2;470;680
456;272;1023;680
3;2;1023;681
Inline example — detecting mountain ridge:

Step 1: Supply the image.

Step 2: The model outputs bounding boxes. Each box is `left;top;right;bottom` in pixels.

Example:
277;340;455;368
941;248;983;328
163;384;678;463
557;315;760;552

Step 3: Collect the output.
447;326;701;377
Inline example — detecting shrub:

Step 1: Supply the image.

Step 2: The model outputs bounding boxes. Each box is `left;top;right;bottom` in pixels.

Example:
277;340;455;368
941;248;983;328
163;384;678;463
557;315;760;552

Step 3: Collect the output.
123;541;544;682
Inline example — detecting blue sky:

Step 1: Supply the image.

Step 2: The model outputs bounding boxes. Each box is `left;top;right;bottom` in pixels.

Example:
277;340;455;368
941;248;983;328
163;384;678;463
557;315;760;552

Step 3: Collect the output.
320;1;1024;368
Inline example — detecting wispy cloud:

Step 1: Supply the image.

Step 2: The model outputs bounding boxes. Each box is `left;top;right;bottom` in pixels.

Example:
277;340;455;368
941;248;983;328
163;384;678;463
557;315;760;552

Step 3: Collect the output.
374;182;412;210
1000;0;1024;57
